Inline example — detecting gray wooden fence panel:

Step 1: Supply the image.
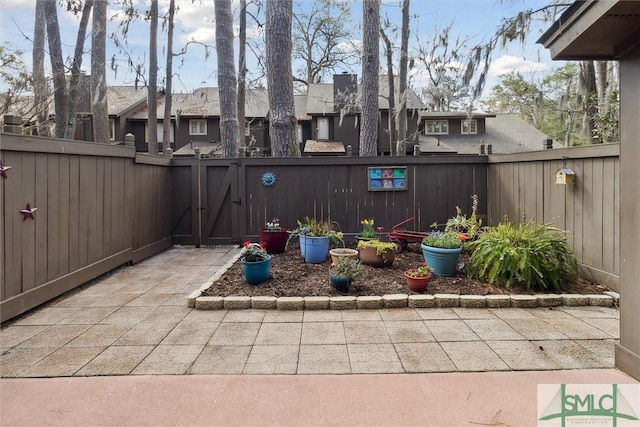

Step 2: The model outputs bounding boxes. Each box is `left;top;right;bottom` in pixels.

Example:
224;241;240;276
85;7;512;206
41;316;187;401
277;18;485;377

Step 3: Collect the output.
488;144;620;289
1;134;172;322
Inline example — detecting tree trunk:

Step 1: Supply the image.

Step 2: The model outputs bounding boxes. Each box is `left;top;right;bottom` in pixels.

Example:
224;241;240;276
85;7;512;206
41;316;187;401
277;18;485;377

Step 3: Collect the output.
91;0;109;144
579;60;597;143
163;0;175;153
397;0;410;155
266;0;300;157
380;28;396;155
33;0;50;137
238;0;247;152
65;0;93;140
359;0;380;157
147;0;158;154
215;0;239;158
43;0;68;138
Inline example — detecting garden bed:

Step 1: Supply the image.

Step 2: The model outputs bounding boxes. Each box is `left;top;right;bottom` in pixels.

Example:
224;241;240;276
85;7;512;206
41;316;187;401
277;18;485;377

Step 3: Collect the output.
201;243;610;298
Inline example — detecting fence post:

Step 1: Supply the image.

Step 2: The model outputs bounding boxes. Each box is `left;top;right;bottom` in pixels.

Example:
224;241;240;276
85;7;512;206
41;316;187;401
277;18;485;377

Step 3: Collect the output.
165;147;173;158
346;145;352;157
124;133;135;148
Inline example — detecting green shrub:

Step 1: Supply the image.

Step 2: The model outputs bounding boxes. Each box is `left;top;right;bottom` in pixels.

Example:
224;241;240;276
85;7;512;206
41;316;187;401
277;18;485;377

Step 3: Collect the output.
467;220;578;292
422;231;464;249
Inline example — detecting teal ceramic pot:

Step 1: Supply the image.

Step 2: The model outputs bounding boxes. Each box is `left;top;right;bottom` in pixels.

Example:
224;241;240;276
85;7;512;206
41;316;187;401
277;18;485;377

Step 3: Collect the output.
420;244;462;277
241;255;272;285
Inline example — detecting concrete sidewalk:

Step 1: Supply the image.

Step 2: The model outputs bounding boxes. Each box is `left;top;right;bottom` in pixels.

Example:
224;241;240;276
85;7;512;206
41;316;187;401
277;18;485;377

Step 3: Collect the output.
2;370;638;426
0;246;621;377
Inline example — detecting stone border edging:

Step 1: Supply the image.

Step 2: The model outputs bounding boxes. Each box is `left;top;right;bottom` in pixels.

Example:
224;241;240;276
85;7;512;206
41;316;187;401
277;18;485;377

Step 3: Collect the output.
188;251;620;310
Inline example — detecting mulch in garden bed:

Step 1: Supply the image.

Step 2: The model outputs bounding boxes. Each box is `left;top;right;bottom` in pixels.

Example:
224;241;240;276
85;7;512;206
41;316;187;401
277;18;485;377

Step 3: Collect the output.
201;243;611;298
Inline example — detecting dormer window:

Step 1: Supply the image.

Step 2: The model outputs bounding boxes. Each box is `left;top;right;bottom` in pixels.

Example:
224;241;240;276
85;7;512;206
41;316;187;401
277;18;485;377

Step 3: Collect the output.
425;120;448;135
462;119;477;134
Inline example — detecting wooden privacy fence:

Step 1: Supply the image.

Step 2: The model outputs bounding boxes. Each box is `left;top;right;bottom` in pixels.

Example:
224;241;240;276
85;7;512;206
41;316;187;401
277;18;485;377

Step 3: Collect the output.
0;134;173;322
1;135;620;322
488;144;620;289
169;155;489;246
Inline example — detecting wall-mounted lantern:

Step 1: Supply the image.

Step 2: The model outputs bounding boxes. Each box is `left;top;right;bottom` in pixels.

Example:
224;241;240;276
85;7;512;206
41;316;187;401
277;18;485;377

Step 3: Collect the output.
555;156;575;185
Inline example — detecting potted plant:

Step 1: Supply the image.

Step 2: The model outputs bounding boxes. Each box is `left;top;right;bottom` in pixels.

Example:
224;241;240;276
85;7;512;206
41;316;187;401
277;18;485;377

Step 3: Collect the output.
421;231;464;276
329;257;364;292
287;217;344;264
357;239;396;267
329;247;359;266
357;218;376;241
432;194;484;241
403;265;433;293
258;217;289;254
240;242;271;285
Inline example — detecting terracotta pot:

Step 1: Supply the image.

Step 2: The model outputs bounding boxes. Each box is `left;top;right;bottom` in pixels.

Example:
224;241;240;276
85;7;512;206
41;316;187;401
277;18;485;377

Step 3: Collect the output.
358;246;395;268
404;270;431;293
329;248;359;266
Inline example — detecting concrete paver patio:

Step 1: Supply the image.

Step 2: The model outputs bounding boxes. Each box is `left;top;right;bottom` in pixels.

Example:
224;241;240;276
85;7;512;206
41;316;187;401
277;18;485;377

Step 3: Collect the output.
1;246;637;427
0;246;621;377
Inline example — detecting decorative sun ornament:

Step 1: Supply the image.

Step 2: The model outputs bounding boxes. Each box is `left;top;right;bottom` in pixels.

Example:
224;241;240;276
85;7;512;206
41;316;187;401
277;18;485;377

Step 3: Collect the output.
261;172;276;187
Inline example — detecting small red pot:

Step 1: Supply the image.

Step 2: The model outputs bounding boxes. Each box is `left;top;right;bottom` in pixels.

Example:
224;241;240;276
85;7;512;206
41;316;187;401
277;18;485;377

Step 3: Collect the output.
403;270;431;293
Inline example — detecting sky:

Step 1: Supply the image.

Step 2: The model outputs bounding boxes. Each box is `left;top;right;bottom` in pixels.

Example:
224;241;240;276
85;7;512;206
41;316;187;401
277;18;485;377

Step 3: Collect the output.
0;0;566;100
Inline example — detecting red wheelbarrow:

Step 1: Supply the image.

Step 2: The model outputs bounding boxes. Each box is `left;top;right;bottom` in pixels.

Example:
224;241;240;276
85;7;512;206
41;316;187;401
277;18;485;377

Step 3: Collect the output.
387;217;430;251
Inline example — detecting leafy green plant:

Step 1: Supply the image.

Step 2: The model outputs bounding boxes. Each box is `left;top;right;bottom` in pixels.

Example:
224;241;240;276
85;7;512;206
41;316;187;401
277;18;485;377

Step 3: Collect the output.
405;265;433;278
433;194;484;240
356;239;397;256
241;242;269;262
467;220;578;292
360;218;376;238
287;217;344;248
422;231;464;249
331;257;364;279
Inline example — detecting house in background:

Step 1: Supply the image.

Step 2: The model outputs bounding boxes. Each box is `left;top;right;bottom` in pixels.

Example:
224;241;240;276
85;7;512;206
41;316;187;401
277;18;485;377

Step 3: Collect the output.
302;73;426;156
417;111;558;154
3;73;557;156
107;86;148;143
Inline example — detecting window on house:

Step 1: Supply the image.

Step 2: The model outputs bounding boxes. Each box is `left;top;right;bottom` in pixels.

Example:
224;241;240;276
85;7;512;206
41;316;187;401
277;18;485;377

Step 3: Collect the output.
317;117;329;140
297;124;303;144
425;120;448;135
244;122;251;136
189;119;207;135
461;119;477;135
145;122;174;143
109;119;115;141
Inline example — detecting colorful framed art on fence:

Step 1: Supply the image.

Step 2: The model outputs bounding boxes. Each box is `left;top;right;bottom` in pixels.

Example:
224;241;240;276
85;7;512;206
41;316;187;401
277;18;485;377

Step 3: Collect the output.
367;166;407;191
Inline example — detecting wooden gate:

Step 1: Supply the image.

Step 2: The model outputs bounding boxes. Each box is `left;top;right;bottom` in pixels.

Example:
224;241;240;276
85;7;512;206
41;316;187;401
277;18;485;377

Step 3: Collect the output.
170;157;244;246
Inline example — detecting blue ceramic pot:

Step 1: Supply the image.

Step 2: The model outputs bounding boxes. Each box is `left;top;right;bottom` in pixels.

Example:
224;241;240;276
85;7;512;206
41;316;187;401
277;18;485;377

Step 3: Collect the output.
299;235;329;264
420;244;462;277
241;255;272;285
329;273;351;293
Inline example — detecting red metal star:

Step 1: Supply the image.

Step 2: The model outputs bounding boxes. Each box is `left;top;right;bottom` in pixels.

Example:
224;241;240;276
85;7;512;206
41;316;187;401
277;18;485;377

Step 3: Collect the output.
0;160;11;179
20;203;37;221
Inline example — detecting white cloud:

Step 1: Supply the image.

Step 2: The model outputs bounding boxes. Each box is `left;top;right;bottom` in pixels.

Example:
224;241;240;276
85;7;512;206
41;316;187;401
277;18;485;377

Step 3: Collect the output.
488;55;549;77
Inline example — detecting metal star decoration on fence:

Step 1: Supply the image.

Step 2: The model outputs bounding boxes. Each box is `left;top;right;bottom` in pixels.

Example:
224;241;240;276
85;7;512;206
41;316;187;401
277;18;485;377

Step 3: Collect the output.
0;161;11;178
20;204;37;221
